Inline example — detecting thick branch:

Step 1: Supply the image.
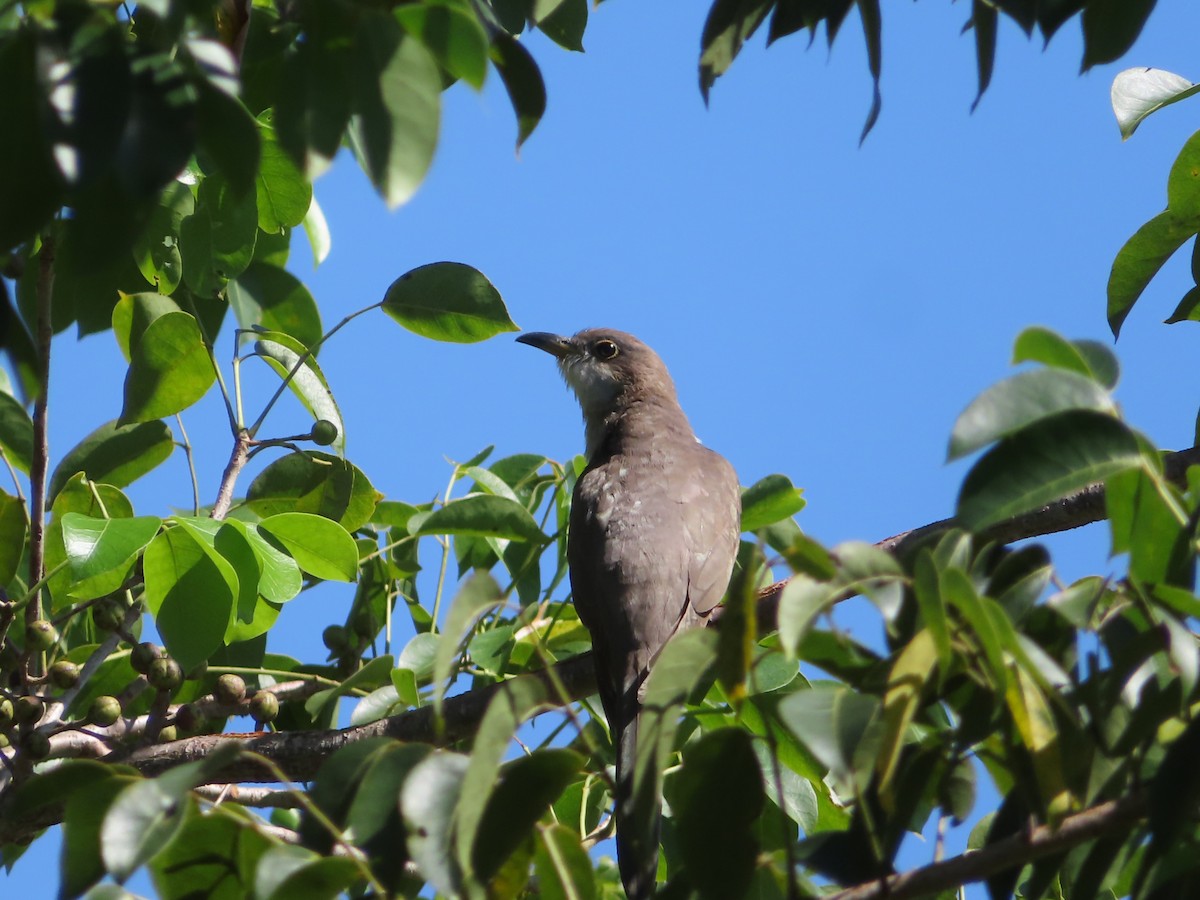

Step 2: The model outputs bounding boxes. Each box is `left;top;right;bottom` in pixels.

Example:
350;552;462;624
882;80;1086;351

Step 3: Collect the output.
825;793;1146;900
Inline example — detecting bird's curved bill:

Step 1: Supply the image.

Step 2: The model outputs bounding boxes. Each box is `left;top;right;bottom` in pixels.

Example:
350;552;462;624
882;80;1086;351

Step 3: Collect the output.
516;332;576;359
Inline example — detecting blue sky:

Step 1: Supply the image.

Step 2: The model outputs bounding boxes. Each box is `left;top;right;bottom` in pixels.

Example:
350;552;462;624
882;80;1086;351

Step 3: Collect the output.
8;1;1200;896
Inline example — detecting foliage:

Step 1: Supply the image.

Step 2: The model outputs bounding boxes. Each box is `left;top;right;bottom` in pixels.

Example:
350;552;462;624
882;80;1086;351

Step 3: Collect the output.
1;0;1200;899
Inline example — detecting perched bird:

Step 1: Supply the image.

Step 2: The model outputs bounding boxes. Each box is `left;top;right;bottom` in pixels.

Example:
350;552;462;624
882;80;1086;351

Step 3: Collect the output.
517;328;740;899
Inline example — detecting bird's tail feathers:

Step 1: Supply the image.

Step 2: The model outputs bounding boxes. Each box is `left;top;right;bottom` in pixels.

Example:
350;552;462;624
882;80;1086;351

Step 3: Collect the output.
614;701;661;900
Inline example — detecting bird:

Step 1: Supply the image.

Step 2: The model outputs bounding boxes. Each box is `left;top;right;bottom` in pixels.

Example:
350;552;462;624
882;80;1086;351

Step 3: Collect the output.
517;328;740;899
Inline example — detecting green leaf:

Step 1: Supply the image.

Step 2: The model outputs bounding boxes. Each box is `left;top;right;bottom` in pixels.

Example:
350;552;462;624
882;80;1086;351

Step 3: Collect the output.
303;196;332;268
60;513;161;597
120;312;217;423
432;572;504;714
257;512;359;581
740;474;805;532
254;845;361;900
400;751;469;897
148;804;273;900
49;420;174;504
534;824;597;900
1111;68;1200;140
470;749;583;881
228;262;323;350
532;0;588;52
669;728;764;900
699;0;772;103
415;493;546;541
0;490;24;584
948;368;1118;460
143;526;238;672
63;776;133;898
1011;326;1119;389
0;391;33;474
252;331;344;455
209;519;279;643
956;411;1145;531
344;742;431;844
456;679;552;878
131;182;194;295
194;79;262;196
1082;0;1156;70
382;261;517;343
112;292;183;363
1108;210;1197;337
181;172;259;297
489;31;546;148
394;2;490;89
777;685;881;783
247;452;378;531
348;14;441;209
305;654;395;722
256;123;312;233
1167;130;1200;214
181;516;303;603
1106;467;1190;586
876;629;937;795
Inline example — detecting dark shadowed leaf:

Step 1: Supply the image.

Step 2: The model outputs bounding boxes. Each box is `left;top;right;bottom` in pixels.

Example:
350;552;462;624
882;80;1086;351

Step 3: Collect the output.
0;390;34;474
532;0;588;51
254;845;361;900
0;491;25;585
534;823;597;900
400;751;469;896
699;0;772;102
489;31;546;148
1108;212;1196;338
49;419;174;504
1081;0;1156;70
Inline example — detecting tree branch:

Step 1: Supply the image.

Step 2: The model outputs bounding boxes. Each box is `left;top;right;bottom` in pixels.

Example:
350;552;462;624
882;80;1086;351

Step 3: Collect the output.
27;235;55;637
824;793;1146;900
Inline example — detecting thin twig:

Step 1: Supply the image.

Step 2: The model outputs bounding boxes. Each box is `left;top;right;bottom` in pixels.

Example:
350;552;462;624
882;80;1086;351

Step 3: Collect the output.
175;415;201;516
27;235;55;646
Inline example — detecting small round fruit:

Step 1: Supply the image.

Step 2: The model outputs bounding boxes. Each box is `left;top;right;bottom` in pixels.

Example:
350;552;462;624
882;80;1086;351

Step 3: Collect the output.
148;657;183;693
92;602;125;632
0;697;14;729
310;419;339;446
322;625;348;653
174;703;197;732
20;730;50;760
157;725;178;743
130;642;163;675
49;661;80;690
89;695;122;727
250;690;279;723
270;808;301;830
15;695;44;725
214;674;246;705
25;620;58;652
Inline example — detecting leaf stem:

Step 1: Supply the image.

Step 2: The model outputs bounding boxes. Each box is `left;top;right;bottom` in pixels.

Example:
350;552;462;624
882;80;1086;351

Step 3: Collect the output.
27;235;54;652
175;414;201;516
247;302;382;438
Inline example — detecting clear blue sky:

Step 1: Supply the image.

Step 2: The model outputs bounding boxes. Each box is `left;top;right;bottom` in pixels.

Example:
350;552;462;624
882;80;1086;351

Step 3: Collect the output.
8;2;1200;896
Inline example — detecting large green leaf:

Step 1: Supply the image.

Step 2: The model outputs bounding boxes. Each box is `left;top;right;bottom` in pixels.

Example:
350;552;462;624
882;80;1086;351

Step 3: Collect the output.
120;312;217;423
668;728;764;900
532;0;588;52
247;452;377;531
181;172;259;297
489;31;546;148
1108;211;1197;338
415;493;545;542
777;685;881;785
143;526;238;672
1082;0;1156;70
60;513;161;599
382;262;517;343
740;474;805;531
131;182;194;295
0;490;26;585
394;2;490;89
400;751;469;897
49;420;174;504
1011;326;1119;389
948;368;1117;460
348;14;441;209
256;122;312;233
148;804;273;900
534;824;597;900
257;512;358;582
254;846;361;900
111;293;183;362
228;262;323;350
0;391;33;474
956;411;1145;531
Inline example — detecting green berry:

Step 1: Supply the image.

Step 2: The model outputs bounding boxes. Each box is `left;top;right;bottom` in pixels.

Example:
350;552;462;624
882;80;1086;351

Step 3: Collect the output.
214;673;246;705
25;620;58;652
148;657;183;693
310;419;339;446
0;697;14;729
270;808;301;830
92;602;125;632
174;703;197;732
89;695;122;727
157;725;178;743
130;642;163;675
20;730;50;760
322;625;348;653
49;661;80;690
250;690;279;724
15;695;44;726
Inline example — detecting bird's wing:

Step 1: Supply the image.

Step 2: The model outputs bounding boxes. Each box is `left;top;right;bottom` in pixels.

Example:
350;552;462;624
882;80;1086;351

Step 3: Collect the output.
682;447;741;616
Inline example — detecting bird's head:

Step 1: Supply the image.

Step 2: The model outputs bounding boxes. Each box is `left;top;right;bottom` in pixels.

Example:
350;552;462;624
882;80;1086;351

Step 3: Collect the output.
517;328;679;423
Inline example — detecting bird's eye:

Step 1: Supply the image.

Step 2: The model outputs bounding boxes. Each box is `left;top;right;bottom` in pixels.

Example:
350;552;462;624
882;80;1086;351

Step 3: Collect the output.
593;340;619;360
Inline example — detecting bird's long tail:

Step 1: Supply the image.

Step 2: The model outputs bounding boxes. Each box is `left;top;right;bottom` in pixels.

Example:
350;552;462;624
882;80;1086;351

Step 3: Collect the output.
614;704;661;900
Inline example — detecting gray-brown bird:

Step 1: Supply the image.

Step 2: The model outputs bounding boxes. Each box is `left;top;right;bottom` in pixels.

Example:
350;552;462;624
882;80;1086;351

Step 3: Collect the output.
518;328;740;899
